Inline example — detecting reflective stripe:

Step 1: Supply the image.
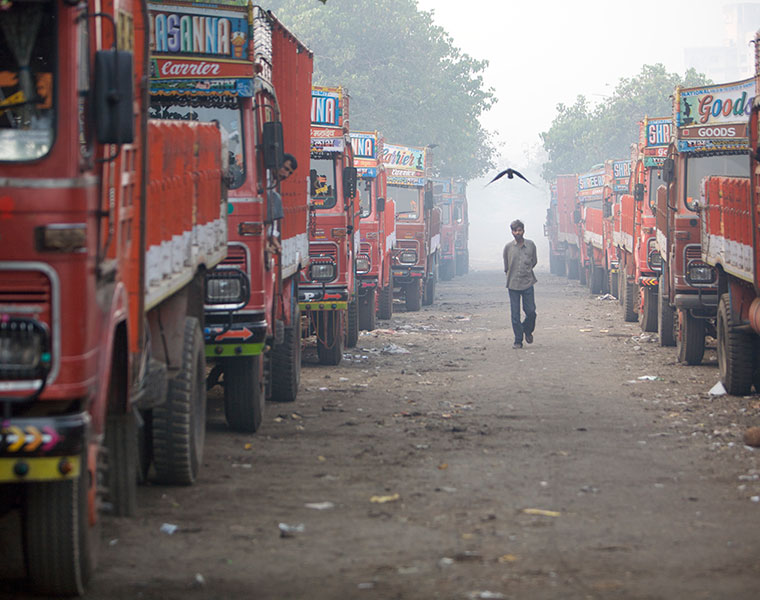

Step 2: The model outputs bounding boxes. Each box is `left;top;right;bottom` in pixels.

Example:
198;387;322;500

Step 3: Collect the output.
0;175;98;189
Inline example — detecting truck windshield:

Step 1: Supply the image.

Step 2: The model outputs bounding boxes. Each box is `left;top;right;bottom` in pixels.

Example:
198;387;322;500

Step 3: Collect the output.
685;154;747;205
648;168;664;209
359;179;372;218
389;185;420;220
310;155;337;209
439;204;451;225
0;1;56;162
149;101;245;189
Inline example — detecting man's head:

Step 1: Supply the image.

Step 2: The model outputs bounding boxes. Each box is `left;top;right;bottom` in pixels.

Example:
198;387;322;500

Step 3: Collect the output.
278;153;298;181
510;219;525;243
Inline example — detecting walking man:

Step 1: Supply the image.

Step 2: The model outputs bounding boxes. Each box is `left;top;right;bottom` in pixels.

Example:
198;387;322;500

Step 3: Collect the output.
503;219;537;349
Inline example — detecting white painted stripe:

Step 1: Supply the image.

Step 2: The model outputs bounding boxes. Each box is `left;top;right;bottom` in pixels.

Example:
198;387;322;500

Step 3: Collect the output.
704;233;753;283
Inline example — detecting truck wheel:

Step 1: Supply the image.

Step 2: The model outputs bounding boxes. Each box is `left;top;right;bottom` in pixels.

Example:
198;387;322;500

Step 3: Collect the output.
657;276;676;347
405;280;422;311
223;355;265;431
677;309;705;365
271;303;301;403
589;264;604;294
105;414;138;517
359;288;377;331
622;280;638;322
317;311;343;365
556;254;566;277
346;299;359;348
423;275;435;306
152;317;206;485
617;270;625;306
24;449;98;596
567;258;579;280
717;293;754;395
640;286;658;332
377;275;393;320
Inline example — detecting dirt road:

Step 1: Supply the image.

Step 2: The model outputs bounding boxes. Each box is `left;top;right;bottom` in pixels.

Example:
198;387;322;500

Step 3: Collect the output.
3;269;760;599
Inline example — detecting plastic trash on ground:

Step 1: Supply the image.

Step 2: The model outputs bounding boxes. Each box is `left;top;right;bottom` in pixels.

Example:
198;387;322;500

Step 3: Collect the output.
278;522;305;538
709;381;727;396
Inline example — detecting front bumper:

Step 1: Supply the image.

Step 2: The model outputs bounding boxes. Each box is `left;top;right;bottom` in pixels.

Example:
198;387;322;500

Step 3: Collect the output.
392;265;424;283
204;317;267;358
299;285;349;312
0;412;88;482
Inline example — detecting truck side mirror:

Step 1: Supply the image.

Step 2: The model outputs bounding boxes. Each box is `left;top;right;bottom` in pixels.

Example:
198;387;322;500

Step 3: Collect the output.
424;189;434;211
573;208;582;224
662;158;675;184
343;166;357;200
94;49;134;144
634;183;645;203
376;196;385;212
262;121;284;170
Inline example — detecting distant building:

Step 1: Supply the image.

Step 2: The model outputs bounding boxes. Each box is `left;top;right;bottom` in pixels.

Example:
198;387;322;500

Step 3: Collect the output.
684;2;760;82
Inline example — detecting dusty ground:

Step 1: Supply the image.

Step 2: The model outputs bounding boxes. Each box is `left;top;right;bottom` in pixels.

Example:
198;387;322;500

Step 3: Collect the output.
2;269;760;599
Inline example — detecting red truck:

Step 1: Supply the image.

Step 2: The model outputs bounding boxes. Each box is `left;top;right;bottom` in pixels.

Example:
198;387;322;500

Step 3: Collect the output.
452;179;469;275
655;78;751;363
0;0;226;593
616;117;672;327
554;174;582;281
383;143;440;310
603;159;631;298
433;177;457;281
351;130;396;328
149;3;313;431
578;165;606;292
301;85;358;365
545;182;566;275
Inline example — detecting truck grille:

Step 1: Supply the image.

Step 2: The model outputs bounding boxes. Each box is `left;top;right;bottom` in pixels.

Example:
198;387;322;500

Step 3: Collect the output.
221;244;248;272
309;242;338;261
0;270;52;325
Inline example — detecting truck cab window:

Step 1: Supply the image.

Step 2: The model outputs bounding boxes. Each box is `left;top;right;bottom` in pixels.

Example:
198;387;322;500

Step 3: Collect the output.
0;1;56;162
309;154;337;209
389;184;419;220
359;179;372;218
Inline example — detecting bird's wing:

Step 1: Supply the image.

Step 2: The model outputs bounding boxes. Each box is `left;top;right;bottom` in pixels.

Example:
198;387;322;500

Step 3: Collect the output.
485;169;509;186
512;170;533;185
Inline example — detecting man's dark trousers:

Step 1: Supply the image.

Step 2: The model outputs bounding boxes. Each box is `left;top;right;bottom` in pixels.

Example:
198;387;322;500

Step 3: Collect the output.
508;286;536;344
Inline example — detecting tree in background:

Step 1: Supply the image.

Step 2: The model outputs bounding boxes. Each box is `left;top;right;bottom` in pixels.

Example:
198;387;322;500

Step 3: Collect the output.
540;64;711;182
267;0;497;179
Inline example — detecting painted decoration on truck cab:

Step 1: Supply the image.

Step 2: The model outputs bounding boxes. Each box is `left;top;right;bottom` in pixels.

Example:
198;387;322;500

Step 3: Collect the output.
642;117;673;167
350;131;379;177
382;143;426;186
148;4;254;88
311;87;344;128
612;160;631;192
676;78;753;153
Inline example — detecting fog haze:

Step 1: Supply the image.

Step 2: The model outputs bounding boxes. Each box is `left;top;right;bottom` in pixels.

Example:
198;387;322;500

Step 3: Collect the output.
416;0;758;270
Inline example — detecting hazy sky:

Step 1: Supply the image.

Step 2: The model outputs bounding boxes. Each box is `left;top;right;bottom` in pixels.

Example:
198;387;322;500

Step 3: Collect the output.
414;0;759;269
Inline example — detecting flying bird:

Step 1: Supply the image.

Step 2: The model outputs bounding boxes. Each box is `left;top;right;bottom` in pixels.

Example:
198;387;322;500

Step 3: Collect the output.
486;168;533;187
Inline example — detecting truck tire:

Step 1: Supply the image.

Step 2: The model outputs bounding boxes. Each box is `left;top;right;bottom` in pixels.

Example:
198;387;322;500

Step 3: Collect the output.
24;448;97;596
271;302;301;403
105;414;138;517
423;275;435;306
359;288;376;331
556;254;565;277
152;317;206;485
657;276;676;347
405;280;422;311
317;311;343;365
640;286;658;332
566;258;579;280
223;355;265;431
377;275;393;320
677;309;705;365
346;299;359;348
622;279;638;322
717;293;754;395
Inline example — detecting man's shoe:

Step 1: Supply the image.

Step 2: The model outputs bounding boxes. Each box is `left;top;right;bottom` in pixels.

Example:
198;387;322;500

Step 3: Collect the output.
525;332;533;344
512;342;523;349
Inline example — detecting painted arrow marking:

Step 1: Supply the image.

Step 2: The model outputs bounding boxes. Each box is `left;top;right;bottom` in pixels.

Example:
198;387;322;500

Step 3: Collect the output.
7;426;24;452
215;327;253;341
24;427;43;452
41;426;61;451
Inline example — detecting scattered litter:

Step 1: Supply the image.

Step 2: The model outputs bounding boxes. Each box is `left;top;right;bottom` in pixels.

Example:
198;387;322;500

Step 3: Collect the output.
160;523;178;535
278;522;305;538
439;486;457;493
751;496;760;503
273;417;285;423
381;343;410;355
454;315;471;321
231;463;252;469
599;329;609;333
597;294;616;301
339;377;349;382
109;538;119;547
414;444;429;450
357;582;374;589
439;557;455;568
454;551;482;562
637;375;659;381
305;502;335;510
194;573;206;587
370;493;400;503
317;455;327;462
498;554;518;563
318;387;329;391
744;427;760;447
397;566;419;575
467;591;506;600
244;443;252;450
521;508;560;517
579;328;593;332
438;463;449;470
709;381;727;396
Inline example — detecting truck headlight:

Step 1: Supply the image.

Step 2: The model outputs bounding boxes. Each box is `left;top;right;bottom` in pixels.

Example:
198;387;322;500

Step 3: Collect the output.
399;250;417;265
311;262;336;282
0;319;51;379
647;250;662;272
205;269;250;308
686;262;716;285
356;256;371;274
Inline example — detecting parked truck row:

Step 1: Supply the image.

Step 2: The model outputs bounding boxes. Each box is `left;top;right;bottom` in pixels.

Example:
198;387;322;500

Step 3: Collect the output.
0;0;470;595
545;37;760;398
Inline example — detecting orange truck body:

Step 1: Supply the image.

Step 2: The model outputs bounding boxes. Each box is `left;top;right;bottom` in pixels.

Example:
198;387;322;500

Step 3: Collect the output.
1;0;226;592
